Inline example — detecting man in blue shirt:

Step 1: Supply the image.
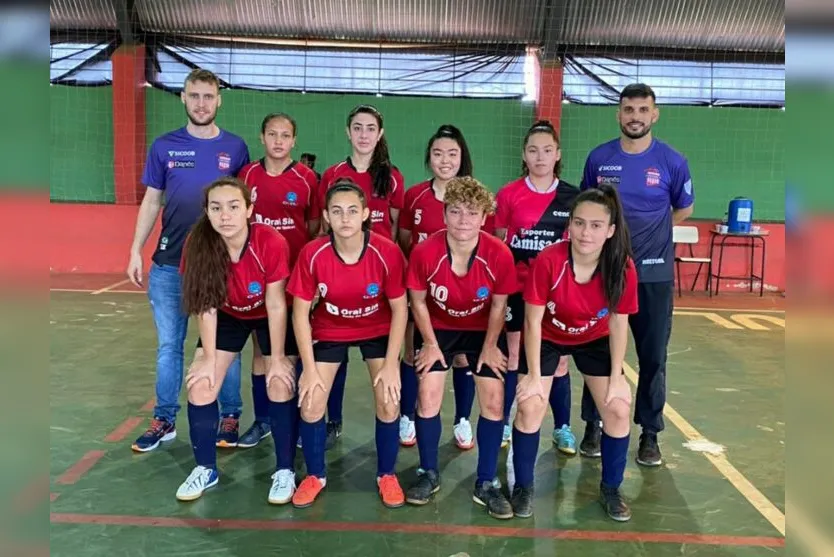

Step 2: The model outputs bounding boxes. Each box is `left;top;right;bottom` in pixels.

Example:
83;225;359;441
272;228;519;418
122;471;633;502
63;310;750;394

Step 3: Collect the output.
126;69;251;452
579;83;694;466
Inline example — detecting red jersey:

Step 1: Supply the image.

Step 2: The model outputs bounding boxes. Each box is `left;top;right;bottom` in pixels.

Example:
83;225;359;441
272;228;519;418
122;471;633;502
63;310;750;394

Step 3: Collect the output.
318;159;405;240
494;177;579;290
180;224;291;320
287;231;407;342
524;241;638;346
407;230;516;331
238;159;318;266
401;180;496;250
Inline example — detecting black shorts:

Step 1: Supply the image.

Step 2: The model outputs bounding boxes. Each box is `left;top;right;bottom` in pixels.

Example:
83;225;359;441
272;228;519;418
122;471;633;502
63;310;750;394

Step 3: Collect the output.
196;310;299;357
414;328;508;379
505;292;525;332
517;336;616;378
313;335;389;363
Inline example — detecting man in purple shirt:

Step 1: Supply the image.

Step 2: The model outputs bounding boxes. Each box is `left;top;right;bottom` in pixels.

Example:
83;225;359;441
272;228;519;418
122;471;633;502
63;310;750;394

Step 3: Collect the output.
578;83;694;467
126;69;251;452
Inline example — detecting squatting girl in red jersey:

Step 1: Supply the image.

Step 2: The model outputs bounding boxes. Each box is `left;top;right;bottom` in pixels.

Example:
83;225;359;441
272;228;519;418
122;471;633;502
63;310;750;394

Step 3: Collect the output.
288;179;409;509
404;176;517;520
494;120;578;452
175;177;295;503
319;104;406;447
396;124;477;450
512;185;638;522
234;112;319;451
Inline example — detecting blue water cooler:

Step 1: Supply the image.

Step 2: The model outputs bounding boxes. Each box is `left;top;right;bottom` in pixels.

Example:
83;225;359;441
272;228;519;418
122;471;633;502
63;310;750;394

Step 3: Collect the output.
727;197;753;233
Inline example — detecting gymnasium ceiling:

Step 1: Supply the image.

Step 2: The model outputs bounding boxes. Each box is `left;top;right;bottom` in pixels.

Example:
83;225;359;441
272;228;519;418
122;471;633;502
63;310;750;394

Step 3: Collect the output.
50;0;785;55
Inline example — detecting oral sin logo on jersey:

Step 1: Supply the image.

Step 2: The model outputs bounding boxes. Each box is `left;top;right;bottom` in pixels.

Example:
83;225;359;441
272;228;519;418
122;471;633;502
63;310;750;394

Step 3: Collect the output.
217;152;231;171
248;281;263;297
645;167;661;187
365;282;380;298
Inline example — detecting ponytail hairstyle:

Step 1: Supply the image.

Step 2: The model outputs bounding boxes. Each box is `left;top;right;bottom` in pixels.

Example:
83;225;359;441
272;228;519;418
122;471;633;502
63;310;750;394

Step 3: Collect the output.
424;124;474;177
182;177;252;316
326;178;372;232
521;120;562;178
569;184;632;308
347;104;392;199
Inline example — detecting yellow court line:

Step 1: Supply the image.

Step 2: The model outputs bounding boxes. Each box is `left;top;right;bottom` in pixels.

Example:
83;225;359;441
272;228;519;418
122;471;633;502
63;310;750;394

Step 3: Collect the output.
91;279;132;295
674;306;784;314
622;361;785;536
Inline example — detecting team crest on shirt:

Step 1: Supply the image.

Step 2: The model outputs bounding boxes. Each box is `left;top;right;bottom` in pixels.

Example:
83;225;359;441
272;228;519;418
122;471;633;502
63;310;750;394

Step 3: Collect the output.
645;167;661;187
365;282;380;298
597;308;609;318
217;152;231;171
475;286;490;301
248;281;263;297
284;191;298;206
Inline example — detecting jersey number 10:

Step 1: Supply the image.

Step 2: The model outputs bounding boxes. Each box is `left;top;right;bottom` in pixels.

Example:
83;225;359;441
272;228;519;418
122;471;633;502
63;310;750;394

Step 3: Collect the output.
429;281;448;303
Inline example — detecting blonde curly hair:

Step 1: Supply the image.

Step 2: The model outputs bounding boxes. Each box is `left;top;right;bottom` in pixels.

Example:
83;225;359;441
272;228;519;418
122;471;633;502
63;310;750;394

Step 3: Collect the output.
443;176;495;215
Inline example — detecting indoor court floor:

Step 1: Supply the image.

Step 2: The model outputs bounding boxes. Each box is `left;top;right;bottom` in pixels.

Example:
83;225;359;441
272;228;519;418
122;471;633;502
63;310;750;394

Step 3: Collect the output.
49;274;785;556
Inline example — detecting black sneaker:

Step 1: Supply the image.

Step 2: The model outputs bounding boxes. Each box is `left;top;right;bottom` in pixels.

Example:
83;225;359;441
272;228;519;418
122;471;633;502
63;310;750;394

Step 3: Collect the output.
636;433;662;466
216;414;240;448
473;481;513;520
510;485;534;518
405;469;440;505
579;421;602;458
237;420;271;448
599;483;632;522
325;421;342;450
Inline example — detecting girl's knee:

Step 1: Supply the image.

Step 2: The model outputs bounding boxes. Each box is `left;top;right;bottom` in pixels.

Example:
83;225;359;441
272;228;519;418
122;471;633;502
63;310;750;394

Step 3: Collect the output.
478;381;504;419
188;382;217;406
515;396;546;432
417;381;443;416
266;379;294;403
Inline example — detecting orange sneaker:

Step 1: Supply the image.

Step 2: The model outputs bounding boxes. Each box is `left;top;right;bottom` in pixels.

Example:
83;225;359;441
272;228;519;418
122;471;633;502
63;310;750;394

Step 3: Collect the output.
378;474;405;508
292;476;325;508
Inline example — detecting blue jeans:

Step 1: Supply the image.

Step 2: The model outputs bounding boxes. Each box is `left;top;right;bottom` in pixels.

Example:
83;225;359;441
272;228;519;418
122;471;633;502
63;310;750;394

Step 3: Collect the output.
147;263;242;422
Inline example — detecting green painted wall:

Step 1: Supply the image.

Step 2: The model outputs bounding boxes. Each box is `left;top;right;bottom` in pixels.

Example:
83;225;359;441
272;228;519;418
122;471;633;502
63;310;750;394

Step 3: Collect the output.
50;86;786;221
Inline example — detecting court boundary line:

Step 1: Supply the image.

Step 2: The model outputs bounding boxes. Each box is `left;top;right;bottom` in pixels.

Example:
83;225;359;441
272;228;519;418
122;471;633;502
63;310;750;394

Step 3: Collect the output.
48;512;784;547
622;362;785;536
91;279;132;295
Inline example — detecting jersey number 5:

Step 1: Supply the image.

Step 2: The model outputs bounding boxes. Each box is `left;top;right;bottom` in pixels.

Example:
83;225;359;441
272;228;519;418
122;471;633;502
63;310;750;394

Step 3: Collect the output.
414;209;422;225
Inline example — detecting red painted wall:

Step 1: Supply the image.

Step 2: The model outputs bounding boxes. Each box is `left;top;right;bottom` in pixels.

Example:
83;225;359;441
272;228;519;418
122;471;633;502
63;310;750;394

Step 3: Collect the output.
49;204;160;274
49;203;790;293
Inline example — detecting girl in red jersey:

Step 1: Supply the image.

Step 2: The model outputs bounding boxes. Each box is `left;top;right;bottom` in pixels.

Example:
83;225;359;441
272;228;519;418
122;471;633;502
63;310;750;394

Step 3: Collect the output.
175;178;296;503
288;179;409;509
319;104;406;448
511;185;638;521
235;112;320;450
404;177;517;519
397;124;477;450
494;121;579;453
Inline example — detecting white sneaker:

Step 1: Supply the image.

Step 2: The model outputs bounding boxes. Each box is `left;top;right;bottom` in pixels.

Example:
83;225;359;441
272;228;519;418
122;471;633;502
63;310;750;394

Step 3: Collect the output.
268;469;296;505
453;418;474;450
501;423;512;448
399;415;416;447
176;465;219;501
506;443;516;492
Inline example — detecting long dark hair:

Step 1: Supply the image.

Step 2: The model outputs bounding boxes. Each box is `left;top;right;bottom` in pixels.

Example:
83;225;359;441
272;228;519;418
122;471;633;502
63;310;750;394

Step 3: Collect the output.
326;178;372;232
570;185;632;308
182;177;252;316
424;124;473;177
347;105;392;199
522;120;562;178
